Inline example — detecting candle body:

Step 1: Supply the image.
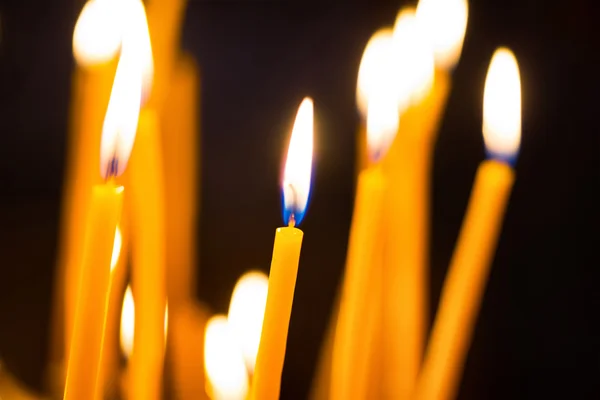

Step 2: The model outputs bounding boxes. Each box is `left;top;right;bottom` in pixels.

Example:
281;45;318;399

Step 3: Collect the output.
382;71;450;398
331;167;385;400
162;55;199;306
64;183;124;400
98;220;129;399
128;110;167;400
51;60;117;377
413;160;514;400
251;227;304;400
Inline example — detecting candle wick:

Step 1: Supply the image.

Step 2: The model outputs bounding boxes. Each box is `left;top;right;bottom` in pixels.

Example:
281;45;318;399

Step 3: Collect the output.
287;183;298;227
288;213;296;228
105;149;119;180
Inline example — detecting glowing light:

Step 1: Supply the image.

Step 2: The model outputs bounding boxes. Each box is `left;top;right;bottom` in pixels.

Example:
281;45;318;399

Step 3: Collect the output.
366;94;399;162
204;315;249;400
483;47;521;162
72;0;122;66
356;28;398;119
227;271;269;373
416;0;469;70
392;8;435;107
282;97;314;226
120;286;135;358
119;286;169;358
110;226;122;272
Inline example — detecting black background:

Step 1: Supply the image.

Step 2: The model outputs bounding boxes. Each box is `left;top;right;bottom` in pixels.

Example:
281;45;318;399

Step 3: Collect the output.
0;0;599;398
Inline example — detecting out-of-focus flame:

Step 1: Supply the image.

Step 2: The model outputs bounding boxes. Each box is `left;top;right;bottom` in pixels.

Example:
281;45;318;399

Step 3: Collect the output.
282;97;313;226
416;0;468;70
392;8;435;107
204;315;249;400
119;286;169;359
110;226;122;272
366;95;399;163
227;271;269;373
356;29;397;120
483;47;521;162
120;286;135;358
72;0;122;66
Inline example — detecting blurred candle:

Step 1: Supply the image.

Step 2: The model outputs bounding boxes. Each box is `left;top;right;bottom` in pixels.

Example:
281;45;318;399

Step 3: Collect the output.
204;316;249;400
228;271;269;373
63;33;144;395
162;54;200;307
250;98;313;400
381;4;467;398
1;363;46;400
414;47;520;400
331;30;399;400
55;0;121;372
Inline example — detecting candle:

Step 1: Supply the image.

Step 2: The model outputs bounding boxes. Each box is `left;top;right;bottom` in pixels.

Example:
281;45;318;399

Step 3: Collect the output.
381;4;467;398
204;316;249;400
228;271;269;373
414;47;521;400
53;0;121;374
119;285;170;398
1;362;46;400
162;54;200;307
250;98;314;400
331;30;399;400
169;301;211;400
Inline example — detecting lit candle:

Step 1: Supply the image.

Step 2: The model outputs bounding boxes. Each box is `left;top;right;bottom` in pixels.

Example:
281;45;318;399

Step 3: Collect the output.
228;271;269;374
63;28;144;396
331;30;399;400
381;4;467;398
414;47;521;400
250;98;314;400
54;0;121;372
204;316;249;400
119;285;169;399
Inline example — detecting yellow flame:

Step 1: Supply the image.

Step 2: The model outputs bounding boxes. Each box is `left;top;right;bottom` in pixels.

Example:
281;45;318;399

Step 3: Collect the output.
356;29;397;118
227;271;269;373
483;47;521;158
416;0;469;70
120;286;135;358
72;0;122;66
204;315;249;400
110;226;122;272
282;97;314;223
392;8;435;107
119;286;169;359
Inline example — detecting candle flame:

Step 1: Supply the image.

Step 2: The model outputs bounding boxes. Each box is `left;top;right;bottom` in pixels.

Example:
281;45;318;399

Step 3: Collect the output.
392;8;435;107
110;226;122;272
283;97;313;226
119;286;169;359
416;0;469;70
99;0;152;179
120;286;135;358
227;271;269;373
204;315;249;400
483;47;521;162
72;0;122;66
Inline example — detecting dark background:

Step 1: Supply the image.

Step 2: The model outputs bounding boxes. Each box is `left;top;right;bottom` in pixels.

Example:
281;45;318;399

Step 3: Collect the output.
0;0;599;398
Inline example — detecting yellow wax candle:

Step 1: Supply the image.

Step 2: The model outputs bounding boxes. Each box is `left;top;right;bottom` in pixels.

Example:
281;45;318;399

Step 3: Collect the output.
331;31;400;399
98;223;129;399
380;3;468;397
414;47;521;400
162;54;200;306
53;0;122;372
251;98;313;400
64;182;123;400
127;109;167;400
169;301;211;400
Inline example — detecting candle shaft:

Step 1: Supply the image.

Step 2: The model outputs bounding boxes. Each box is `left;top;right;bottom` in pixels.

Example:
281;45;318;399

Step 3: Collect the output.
64;183;123;400
413;160;514;400
128;110;167;400
251;227;304;400
331;167;385;400
382;71;450;398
